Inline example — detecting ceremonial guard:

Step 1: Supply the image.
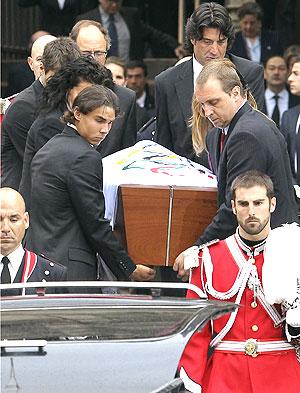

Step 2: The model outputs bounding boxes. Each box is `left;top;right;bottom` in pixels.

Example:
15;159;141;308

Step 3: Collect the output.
0;187;66;296
179;171;300;393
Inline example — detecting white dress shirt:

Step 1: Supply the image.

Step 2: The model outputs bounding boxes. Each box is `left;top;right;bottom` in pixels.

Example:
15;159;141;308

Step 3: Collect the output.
193;56;203;90
99;6;130;62
245;37;261;63
265;88;289;123
0;244;25;283
136;91;146;108
57;0;65;10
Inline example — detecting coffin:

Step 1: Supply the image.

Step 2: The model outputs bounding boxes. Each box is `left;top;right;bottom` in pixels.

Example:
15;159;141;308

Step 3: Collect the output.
114;184;217;266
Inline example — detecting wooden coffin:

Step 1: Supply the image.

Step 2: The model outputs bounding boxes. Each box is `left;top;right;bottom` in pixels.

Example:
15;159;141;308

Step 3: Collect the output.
114;185;217;266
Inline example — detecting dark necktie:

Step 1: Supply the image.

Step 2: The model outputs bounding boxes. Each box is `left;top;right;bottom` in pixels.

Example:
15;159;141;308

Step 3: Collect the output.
1;256;11;284
271;94;280;127
296;125;300;185
108;14;118;56
219;129;225;153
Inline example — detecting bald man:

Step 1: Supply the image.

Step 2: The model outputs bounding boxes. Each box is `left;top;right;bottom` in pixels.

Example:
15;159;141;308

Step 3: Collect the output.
1;36;80;190
27;33;56;79
5;31;54;96
70;20;137;157
0;188;66;296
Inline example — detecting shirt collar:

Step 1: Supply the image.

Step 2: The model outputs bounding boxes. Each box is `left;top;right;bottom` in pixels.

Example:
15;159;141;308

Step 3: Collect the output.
235;228;266;256
193;55;203;89
136;90;146;108
1;244;25;281
99;6;120;23
265;87;288;100
67;123;98;148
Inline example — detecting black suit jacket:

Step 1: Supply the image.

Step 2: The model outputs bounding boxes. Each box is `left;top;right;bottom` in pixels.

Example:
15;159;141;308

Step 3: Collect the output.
1;251;67;296
18;0;97;36
281;104;300;185
1;79;44;190
136;85;155;130
230;30;283;65
19;84;136;209
5;62;34;97
196;102;298;245
154;55;265;161
26;125;136;281
76;6;178;59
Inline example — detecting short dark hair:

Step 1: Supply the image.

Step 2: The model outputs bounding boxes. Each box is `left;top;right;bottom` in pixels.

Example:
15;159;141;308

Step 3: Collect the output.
231;170;275;201
41;37;81;74
237;2;264;22
126;60;148;77
185;2;235;53
41;56;114;113
70;20;111;50
63;85;119;124
263;55;286;69
283;45;300;68
292;55;300;66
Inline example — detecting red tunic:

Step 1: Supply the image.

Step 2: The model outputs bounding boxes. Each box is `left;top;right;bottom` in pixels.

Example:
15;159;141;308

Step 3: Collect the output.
179;235;300;393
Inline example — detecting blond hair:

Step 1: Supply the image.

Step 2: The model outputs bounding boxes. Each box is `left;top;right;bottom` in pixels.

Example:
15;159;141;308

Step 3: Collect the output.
191;58;257;155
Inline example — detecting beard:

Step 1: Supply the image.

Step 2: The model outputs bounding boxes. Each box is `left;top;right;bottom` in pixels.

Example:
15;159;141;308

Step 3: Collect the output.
239;216;269;236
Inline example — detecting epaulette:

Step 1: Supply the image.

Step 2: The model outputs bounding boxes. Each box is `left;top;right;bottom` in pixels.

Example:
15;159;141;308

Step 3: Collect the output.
198;239;219;250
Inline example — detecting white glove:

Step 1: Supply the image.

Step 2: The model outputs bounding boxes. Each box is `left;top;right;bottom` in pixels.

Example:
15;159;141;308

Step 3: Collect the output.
183;246;200;270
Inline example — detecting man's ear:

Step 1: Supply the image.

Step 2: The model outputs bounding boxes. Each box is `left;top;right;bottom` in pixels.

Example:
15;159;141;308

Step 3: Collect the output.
270;196;276;213
231;200;237;215
73;107;81;122
27;56;34;71
231;85;241;99
24;212;29;230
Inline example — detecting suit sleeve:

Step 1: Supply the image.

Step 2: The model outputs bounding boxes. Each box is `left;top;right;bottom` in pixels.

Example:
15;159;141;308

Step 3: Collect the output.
121;91;137;149
196;131;268;244
67;150;136;280
2;98;34;162
243;63;265;112
280;111;296;184
20;116;63;210
154;75;174;150
179;259;211;393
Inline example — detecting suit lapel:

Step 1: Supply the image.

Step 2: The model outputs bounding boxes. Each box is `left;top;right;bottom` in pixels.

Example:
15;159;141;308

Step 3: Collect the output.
174;60;194;125
216;103;252;175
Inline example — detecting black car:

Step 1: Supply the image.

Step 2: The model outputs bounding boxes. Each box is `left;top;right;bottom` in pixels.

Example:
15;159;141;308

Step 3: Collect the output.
1;282;237;393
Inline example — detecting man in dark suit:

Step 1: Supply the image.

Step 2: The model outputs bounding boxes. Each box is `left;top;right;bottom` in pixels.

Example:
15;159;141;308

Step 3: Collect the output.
19;57;117;211
263;55;300;127
126;60;155;130
18;0;97;36
0;188;66;296
281;56;300;186
5;30;50;97
25;85;155;283
1;36;80;190
70;20;137;157
173;58;299;279
75;0;182;61
154;2;265;164
230;2;283;65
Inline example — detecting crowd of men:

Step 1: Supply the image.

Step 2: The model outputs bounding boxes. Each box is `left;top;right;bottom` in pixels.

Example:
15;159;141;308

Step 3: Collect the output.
1;2;300;392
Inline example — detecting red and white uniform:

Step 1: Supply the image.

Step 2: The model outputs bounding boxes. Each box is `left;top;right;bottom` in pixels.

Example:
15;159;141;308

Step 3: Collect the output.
179;233;300;393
